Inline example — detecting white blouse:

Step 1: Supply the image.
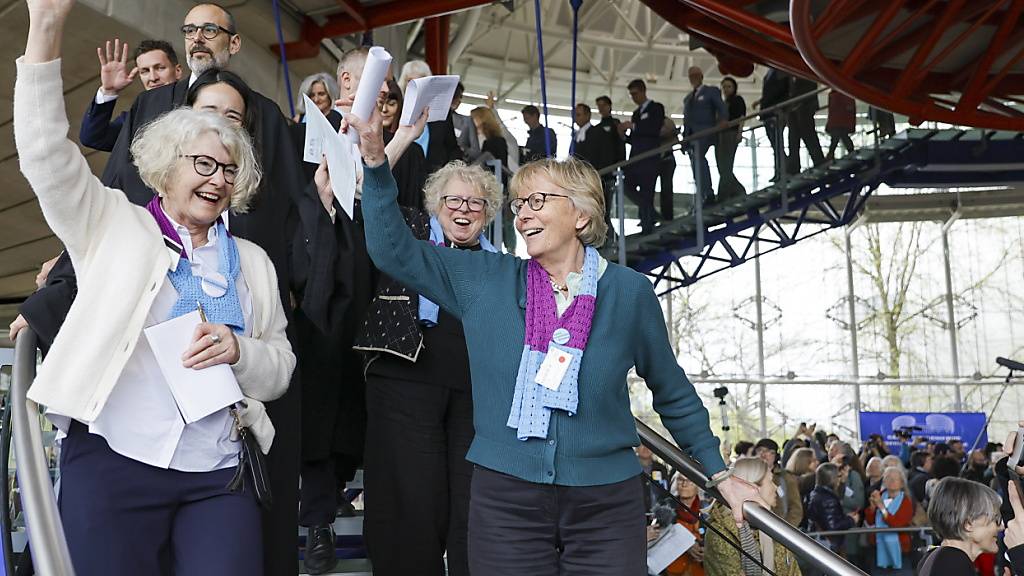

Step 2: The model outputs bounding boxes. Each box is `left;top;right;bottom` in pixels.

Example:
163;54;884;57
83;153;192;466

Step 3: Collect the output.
50;210;253;472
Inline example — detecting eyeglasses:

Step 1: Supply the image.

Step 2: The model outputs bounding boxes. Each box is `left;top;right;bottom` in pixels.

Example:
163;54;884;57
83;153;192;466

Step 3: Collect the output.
510;192;570;215
181;154;238;184
181;23;236;40
442;195;488;213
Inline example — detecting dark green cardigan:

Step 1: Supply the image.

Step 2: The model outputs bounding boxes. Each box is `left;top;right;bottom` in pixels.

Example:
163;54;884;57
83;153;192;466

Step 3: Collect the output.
360;162;726;485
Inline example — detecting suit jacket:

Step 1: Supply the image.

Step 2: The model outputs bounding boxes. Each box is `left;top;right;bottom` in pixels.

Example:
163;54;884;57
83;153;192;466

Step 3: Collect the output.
425;111;464;174
524;125;558;162
79;98;126;152
572;123;616;173
597;115;626;164
451;110;480;159
682;85;727;137
760;68;791;121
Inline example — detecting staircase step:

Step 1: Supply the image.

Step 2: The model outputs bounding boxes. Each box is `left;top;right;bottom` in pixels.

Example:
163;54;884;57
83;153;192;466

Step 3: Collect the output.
299;557;372;575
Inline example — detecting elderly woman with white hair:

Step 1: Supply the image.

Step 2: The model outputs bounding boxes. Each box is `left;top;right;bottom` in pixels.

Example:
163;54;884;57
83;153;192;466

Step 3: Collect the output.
293;71;339;123
917;477;1003;575
865;465;915;571
343;97;762;576
354;161;502;576
16;2;294;574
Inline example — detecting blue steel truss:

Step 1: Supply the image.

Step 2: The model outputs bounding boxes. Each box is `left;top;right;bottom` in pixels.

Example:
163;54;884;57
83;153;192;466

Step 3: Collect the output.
602;136;916;296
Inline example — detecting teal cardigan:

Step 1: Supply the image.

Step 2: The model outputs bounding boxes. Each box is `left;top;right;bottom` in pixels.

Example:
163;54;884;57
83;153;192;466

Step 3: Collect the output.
361;162;726;485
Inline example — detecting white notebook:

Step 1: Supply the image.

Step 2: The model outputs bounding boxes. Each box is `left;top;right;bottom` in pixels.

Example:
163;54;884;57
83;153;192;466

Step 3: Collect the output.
143;310;244;424
400;75;460;125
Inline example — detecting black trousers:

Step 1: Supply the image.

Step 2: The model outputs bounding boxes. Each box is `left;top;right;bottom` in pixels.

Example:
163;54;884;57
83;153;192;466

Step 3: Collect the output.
363;375;474;576
624;164;659;234
658;155;676;221
468;466;647;576
786;108;825;174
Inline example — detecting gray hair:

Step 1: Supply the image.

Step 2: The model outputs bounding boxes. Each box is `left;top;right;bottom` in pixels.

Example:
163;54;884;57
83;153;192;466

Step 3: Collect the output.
507;156;608;247
295;73;339;116
928;477;1002;541
398;59;432;93
815;462;840;489
130;108;261;213
336;47;368;83
881;465;908;491
732;456;771;485
423;161;503;223
881;455;904;471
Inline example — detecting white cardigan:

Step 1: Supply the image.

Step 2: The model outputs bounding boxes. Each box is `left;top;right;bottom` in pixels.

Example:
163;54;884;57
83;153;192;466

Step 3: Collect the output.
14;57;295;453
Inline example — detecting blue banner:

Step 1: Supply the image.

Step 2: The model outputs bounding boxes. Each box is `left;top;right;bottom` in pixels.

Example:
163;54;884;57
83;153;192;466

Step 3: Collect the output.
858;411;988;452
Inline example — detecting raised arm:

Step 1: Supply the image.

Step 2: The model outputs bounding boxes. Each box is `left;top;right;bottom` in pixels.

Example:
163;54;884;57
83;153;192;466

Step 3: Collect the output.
19;0;123;265
348;107;500;318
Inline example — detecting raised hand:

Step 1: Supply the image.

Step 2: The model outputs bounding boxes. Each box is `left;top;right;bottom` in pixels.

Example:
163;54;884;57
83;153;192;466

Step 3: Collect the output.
25;0;76;63
97;39;138;96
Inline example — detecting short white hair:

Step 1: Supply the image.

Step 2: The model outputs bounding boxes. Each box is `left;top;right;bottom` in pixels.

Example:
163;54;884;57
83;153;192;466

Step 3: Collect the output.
423;161;502;223
295;73;339;116
398;60;432;93
881;465;908;490
130;108;261;213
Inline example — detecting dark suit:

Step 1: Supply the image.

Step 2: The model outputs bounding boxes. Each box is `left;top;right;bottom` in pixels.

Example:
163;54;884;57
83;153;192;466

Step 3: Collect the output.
523;125;558;162
425;112;464;175
760;68;791;178
786;76;825;174
598;115;626;165
575;122;620;234
683;85;727;202
29;76;322;576
79;98;126;152
626;100;664;234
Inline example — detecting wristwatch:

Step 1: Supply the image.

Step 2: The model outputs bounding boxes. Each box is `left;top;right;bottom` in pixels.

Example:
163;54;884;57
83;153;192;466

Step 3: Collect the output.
706;468;733;489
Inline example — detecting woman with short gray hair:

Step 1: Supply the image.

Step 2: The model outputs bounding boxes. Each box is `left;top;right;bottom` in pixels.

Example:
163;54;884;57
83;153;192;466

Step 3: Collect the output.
917;477;1003;575
355;161;501;576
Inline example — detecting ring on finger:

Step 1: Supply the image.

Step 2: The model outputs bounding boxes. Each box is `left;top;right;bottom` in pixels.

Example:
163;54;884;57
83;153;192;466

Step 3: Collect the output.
209;334;221;344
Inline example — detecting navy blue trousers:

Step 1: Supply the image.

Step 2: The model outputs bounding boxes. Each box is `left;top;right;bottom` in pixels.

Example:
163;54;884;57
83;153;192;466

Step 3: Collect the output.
58;422;262;576
467;466;647;576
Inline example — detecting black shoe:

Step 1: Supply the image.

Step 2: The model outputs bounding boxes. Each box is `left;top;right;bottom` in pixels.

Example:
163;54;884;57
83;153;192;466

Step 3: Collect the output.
336;499;356;518
304;524;336;575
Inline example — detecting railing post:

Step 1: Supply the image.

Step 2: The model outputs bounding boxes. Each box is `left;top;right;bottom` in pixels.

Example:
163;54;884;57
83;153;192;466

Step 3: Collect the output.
487;159;504;250
693;140;705;250
636;418;866;576
615;167;626;266
12;329;75;575
776;112;789;213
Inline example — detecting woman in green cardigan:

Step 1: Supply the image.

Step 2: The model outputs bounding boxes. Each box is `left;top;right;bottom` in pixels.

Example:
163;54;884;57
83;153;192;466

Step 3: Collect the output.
344;104;763;575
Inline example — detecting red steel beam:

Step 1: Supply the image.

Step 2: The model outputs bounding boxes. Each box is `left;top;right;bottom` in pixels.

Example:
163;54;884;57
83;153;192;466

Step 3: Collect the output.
956;1;1023;113
813;0;873;39
790;0;1024;130
424;15;451;75
321;0;490;37
270;0;491;59
838;0;904;78
890;0;967;98
335;0;367;28
679;0;794;44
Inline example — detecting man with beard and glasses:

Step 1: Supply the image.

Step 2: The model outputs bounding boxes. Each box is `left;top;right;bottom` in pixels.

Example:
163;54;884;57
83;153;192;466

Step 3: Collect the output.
15;3;329;575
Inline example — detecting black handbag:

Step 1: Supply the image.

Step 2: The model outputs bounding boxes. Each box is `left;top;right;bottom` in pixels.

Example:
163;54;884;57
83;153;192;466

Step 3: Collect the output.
226;407;273;511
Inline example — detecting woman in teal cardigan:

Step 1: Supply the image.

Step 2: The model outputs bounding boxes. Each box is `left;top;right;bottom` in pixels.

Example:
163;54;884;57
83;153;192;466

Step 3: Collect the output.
346;105;762;575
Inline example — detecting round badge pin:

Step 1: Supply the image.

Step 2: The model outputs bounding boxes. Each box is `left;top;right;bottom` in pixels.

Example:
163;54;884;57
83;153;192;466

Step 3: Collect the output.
552;328;570;345
201;272;229;298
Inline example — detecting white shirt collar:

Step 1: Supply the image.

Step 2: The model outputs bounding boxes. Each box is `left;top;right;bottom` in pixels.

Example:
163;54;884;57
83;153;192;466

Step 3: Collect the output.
575;123;591;142
161;204;218;259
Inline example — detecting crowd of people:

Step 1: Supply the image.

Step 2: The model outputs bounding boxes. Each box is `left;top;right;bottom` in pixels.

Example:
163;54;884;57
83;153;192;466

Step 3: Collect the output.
642;421;1024;576
12;2;773;575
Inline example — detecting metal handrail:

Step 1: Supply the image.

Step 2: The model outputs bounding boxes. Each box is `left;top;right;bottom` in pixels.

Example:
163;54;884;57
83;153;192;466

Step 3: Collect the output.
11;329;74;575
636;418;867;576
597;86;829;177
807;526;934;537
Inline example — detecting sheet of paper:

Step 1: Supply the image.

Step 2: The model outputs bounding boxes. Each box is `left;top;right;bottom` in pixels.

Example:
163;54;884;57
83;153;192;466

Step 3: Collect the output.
400;75;460;125
347;46;393;144
143;310;244;424
646;523;697;575
325;129;356;219
302;93;334;164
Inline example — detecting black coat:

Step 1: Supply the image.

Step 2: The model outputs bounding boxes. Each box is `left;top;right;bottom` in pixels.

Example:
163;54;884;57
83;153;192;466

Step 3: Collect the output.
573;123;617;173
802;485;854;550
425;111;464;174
